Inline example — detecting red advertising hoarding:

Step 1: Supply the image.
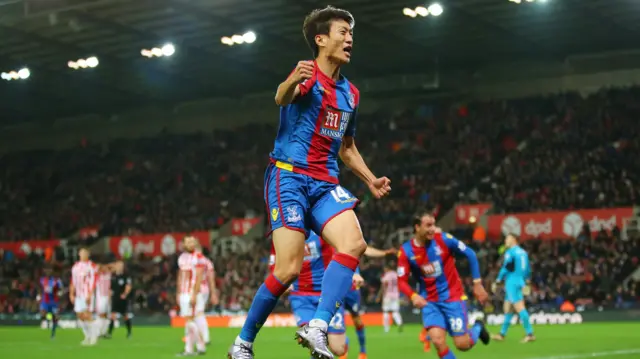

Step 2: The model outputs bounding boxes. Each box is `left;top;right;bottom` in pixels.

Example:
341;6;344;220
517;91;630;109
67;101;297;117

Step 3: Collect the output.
108;231;210;258
455;203;492;224
486;207;634;240
0;239;61;258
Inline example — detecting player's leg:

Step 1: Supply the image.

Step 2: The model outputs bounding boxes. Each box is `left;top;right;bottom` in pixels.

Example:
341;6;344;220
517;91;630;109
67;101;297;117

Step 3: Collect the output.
308;184;364;327
423;302;456;358
327;308;348;358
85;296;99;345
343;290;366;359
50;305;60;338
196;293;210;344
446;301;489;352
390;299;403;332
382;308;391;333
74;297;90;345
179;294;201;355
493;301;514;340
108;312;117;336
121;300;133;338
230;167;308;358
513;300;535;342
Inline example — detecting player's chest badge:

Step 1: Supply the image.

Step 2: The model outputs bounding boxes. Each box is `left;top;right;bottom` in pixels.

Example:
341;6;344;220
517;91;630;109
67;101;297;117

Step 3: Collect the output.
348;93;356;109
434;245;443;256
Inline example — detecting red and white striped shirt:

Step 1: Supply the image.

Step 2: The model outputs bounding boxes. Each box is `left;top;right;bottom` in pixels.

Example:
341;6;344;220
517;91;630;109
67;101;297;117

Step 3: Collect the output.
177;252;207;294
381;270;400;300
96;272;111;297
71;261;97;298
200;258;215;294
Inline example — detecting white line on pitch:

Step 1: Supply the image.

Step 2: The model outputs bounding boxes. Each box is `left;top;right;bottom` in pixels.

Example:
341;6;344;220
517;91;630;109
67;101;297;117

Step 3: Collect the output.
526;348;640;359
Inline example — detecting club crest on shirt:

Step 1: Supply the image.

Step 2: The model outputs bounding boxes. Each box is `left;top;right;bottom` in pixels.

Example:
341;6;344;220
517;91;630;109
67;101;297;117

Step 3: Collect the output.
285;205;302;223
434;245;443;256
348;93;356;109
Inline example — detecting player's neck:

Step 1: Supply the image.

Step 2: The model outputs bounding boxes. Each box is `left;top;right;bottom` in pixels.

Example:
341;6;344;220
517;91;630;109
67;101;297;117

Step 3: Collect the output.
315;56;341;81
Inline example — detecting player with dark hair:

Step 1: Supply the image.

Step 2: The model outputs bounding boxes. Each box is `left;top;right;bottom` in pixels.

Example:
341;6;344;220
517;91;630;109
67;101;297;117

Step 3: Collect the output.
397;213;491;359
39;267;63;338
229;6;391;359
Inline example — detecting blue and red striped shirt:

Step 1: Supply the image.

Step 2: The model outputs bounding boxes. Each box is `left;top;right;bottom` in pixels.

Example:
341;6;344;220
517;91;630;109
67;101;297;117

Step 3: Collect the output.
269;231;333;295
397;232;480;302
40;276;63;304
269;61;360;184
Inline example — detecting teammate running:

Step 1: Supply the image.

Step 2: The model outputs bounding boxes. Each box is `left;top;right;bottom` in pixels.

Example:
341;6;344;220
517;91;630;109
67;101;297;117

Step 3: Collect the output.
70;248;98;346
39;267;63;338
177;236;207;356
229;6;390;359
378;265;403;333
397;213;491;359
95;265;112;337
491;234;535;343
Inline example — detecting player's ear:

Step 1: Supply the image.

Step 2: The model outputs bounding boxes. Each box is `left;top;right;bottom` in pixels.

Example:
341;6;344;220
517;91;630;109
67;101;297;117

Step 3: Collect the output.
315;34;327;49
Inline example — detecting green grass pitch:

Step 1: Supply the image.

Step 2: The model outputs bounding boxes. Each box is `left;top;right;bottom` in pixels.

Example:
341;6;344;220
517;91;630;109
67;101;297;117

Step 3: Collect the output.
1;324;639;359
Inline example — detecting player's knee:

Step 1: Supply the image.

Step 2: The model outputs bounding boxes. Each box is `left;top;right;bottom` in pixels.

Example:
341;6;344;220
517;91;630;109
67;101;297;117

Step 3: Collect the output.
453;336;473;351
513;301;526;312
353;316;363;327
272;262;300;284
430;333;447;348
328;336;347;356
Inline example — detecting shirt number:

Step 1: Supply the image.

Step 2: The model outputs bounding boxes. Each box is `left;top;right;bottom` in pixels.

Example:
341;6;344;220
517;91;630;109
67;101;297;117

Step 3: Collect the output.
330;186;352;202
449;317;465;332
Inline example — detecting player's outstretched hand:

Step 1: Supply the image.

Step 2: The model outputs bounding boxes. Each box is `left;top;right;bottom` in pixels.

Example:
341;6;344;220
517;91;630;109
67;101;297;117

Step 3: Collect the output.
368;177;391;199
210;291;220;306
411;294;427;309
352;273;365;288
290;60;314;84
384;248;398;256
473;282;489;305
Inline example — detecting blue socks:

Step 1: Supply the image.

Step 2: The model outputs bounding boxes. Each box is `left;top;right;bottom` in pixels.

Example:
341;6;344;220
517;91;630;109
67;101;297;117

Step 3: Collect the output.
312;253;359;324
51;319;57;337
355;324;366;353
238;274;288;343
519;309;534;335
470;322;482;346
500;312;514;336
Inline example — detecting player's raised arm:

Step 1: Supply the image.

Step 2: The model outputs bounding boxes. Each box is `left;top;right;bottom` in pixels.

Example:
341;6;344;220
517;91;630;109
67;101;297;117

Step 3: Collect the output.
274;61;315;106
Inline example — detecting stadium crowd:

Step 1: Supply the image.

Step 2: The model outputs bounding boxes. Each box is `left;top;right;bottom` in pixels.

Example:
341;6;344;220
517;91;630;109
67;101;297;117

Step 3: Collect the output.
1;87;639;315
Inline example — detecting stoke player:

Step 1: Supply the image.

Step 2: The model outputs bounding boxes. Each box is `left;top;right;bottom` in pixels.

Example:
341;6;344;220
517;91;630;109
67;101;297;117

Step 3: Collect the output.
197;245;219;346
378;264;403;333
397;213;491;359
177;236;207;356
491;234;535;343
95;264;112;337
230;6;391;359
70;248;99;346
344;246;395;359
39;267;63;338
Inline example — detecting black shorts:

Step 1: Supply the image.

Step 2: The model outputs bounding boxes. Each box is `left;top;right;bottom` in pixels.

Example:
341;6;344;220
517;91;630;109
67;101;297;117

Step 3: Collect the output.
111;298;131;315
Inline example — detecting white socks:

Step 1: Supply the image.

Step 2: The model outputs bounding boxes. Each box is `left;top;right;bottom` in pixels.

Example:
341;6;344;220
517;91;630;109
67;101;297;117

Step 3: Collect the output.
184;320;205;353
383;312;391;332
195;315;209;343
392;311;403;326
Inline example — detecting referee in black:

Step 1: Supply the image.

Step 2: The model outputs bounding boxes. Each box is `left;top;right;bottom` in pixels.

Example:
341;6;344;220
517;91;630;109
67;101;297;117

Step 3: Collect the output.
107;261;133;338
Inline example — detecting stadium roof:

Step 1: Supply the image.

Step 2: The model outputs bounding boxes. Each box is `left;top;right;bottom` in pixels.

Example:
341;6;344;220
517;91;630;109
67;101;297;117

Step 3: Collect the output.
0;0;638;123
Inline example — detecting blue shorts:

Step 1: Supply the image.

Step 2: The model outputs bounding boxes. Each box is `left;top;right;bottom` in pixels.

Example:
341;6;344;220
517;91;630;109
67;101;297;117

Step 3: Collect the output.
505;283;524;303
343;289;361;315
264;163;359;237
40;302;59;314
290;295;346;334
421;300;469;337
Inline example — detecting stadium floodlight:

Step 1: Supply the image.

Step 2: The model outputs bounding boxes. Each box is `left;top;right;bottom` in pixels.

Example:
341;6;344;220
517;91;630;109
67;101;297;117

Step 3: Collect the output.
231;34;244;44
509;0;522;3
242;31;257;44
402;7;417;18
141;44;176;58
68;56;99;70
428;3;444;16
1;67;30;81
221;36;234;46
161;43;175;56
415;6;429;17
17;68;30;79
